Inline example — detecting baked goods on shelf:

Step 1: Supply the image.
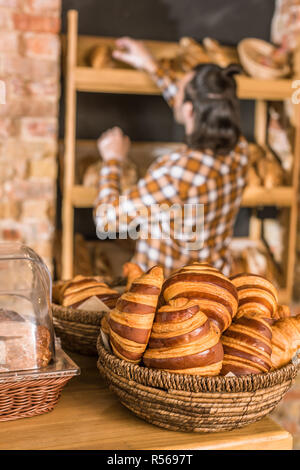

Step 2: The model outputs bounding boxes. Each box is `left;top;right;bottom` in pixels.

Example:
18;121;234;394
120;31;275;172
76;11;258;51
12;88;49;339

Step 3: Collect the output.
143;298;223;376
108;266;164;363
122;262;144;291
89;44;113;68
53;275;120;309
162;262;238;333
202;37;234;67
231;273;278;320
271;315;300;369
221;313;273;375
83;159;137;193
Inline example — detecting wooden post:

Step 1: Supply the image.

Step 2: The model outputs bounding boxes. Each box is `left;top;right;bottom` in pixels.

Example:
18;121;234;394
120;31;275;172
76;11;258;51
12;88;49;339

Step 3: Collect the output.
254;100;268;147
62;10;78;280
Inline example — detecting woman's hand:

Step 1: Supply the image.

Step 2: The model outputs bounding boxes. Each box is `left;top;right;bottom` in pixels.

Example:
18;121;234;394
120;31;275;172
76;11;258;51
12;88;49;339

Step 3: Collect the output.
97;127;130;162
113;37;158;73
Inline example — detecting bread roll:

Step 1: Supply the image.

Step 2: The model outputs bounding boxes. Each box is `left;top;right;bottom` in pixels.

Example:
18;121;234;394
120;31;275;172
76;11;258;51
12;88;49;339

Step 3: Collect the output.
231;273;278;320
109;266;164;363
221;313;273;375
162;262;238;333
271;315;300;369
143;298;223;375
89;44;111;68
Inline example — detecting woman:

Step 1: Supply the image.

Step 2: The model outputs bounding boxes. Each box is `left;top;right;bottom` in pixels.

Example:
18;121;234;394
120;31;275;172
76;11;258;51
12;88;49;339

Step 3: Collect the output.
94;38;248;276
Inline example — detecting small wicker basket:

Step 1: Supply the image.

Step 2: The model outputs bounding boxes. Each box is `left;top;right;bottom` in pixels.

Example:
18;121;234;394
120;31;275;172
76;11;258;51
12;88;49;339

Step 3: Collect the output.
0;348;79;422
97;335;299;433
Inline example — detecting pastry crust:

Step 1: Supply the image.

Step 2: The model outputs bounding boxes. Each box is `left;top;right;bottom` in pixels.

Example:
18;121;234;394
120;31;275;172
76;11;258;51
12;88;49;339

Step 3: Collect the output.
122;262;144;291
109;266;164;364
143;297;223;376
271;315;300;369
162;262;238;333
221;313;273;375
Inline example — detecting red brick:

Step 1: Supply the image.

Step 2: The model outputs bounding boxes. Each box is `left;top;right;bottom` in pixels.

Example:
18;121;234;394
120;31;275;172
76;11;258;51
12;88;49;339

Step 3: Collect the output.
13;13;60;33
0;138;57;161
22;32;60;60
0;8;13;30
0;97;58;118
0;0;18;8
0;31;19;52
21;199;49;219
1;53;59;81
4;178;56;201
0;117;15;137
19;117;57;140
24;0;61;15
27;78;59;100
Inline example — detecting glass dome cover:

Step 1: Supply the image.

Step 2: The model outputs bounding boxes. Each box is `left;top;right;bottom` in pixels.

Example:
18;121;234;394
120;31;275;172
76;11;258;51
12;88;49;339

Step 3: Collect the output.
0;242;55;373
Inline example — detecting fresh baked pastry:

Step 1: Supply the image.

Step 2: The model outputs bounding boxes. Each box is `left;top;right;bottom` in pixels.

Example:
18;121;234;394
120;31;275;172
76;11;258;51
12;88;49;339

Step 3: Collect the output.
162;262;238;333
231;273;278;320
273;304;291;321
122;262;144;291
143;298;223;375
271;315;300;369
221;313;273;375
53;275;120;309
109;266;164;363
100;312;110;336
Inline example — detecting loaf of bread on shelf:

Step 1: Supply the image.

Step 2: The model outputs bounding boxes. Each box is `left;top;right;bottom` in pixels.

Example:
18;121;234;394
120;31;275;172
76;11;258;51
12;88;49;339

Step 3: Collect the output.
202;37;233;67
122;262;144;291
83;159;137;192
143;298;223;375
108;266;164;363
221;312;273;375
257;150;284;189
248;166;261;186
53;275;120;309
162;262;238;333
271;315;300;369
231;273;278;320
0;309;52;371
89;44;112;68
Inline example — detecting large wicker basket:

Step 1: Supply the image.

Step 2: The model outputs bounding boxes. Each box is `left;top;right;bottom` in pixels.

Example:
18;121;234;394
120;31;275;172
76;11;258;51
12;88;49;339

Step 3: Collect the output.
97;335;299;433
0;348;79;422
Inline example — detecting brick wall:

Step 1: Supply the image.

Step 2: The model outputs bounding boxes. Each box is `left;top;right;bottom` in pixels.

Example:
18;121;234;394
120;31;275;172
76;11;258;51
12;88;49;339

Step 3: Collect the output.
0;0;61;273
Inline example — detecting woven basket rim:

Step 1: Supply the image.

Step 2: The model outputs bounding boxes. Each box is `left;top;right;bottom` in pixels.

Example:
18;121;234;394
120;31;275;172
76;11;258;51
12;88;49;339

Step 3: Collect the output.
97;334;299;393
52;302;105;325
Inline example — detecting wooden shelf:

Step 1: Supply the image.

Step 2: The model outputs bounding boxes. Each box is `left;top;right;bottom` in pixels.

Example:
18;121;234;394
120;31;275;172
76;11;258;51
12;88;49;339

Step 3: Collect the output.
70;184;294;208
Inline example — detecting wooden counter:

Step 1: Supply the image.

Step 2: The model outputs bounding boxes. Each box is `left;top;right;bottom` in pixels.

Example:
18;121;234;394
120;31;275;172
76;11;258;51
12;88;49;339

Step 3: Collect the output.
0;353;292;450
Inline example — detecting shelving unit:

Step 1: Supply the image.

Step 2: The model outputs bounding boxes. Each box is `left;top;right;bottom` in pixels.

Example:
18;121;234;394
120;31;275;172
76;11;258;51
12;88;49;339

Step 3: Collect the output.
62;9;300;304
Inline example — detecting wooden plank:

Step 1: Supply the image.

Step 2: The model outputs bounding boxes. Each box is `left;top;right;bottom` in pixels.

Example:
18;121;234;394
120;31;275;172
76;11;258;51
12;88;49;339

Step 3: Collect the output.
70;185;294;209
0;353;292;450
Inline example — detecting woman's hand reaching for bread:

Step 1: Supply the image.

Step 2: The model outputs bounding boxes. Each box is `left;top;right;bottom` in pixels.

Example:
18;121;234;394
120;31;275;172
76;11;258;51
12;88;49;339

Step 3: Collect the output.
97;127;131;162
113;37;158;73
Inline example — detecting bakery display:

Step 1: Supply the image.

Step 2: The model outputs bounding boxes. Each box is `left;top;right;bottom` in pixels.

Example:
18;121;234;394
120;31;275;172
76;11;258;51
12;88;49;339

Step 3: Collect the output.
108;265;164;363
221;313;273;375
143;298;223;375
162;262;238;333
122;262;144;291
53;275;120;309
271;315;300;369
231;273;278;320
82;159;137;192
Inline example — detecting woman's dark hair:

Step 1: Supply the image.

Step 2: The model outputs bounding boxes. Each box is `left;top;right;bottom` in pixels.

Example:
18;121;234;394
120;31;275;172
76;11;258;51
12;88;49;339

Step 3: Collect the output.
184;63;242;155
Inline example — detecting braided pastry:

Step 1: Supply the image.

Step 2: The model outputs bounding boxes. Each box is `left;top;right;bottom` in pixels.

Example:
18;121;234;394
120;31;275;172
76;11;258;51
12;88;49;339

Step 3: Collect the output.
271;315;300;369
143;298;223;375
231;273;278;320
54;275;119;309
122;262;144;291
109;266;164;363
162;262;238;333
221;313;273;375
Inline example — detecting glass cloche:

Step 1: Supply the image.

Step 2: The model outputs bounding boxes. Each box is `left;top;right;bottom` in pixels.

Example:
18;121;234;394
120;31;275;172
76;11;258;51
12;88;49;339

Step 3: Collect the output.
0;242;55;373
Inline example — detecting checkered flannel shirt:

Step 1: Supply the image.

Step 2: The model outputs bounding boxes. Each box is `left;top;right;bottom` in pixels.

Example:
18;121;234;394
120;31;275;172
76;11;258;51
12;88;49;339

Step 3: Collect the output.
94;68;249;277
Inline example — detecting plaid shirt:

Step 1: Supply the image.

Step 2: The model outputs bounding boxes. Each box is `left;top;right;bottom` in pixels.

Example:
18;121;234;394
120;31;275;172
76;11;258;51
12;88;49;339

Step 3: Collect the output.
94;69;249;277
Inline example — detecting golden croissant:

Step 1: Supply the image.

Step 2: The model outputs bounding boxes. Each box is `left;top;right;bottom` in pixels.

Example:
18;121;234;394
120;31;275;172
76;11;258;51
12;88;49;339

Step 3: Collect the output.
143;297;223;376
271;315;300;369
162;262;238;333
109;265;164;363
221;312;273;375
122;262;144;291
53;275;119;309
231;273;278;320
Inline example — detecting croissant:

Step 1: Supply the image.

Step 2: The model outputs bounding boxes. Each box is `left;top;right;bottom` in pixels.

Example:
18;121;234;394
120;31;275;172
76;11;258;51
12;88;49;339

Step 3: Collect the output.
271;315;300;369
54;275;120;309
122;262;144;291
231;273;278;320
101;312;110;336
162;262;238;333
143;298;223;375
273;304;291;321
221;313;273;375
109;265;164;363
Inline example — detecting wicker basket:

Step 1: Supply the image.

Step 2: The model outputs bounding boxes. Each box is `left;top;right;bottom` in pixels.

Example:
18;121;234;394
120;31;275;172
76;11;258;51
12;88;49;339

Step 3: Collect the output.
97;335;299;433
238;38;290;79
0;348;79;422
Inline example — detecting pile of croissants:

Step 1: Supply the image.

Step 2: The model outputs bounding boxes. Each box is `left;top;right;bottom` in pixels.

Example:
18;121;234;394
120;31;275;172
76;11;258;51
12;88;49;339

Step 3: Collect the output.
101;261;300;376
